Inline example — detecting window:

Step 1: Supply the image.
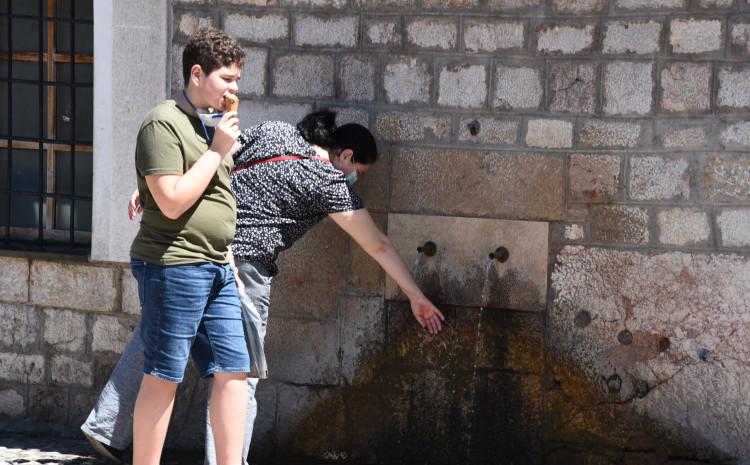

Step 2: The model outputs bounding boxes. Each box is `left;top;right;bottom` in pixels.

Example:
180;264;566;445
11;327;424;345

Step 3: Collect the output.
0;0;93;255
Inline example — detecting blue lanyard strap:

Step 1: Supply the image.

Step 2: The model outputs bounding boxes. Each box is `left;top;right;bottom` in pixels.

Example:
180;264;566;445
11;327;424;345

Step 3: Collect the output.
182;89;212;144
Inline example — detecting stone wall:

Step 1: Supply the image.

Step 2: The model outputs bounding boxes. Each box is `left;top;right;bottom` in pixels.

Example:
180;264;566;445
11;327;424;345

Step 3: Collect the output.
3;0;750;464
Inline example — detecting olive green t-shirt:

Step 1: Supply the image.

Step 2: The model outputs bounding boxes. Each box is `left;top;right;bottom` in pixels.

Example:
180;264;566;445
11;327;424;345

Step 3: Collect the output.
129;100;236;265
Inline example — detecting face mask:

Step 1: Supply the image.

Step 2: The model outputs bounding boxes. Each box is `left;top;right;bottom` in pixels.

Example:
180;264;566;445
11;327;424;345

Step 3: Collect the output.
345;170;358;186
197;109;224;128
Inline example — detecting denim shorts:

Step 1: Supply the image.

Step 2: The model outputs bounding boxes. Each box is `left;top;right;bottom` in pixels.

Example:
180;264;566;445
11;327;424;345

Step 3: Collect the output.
131;259;250;383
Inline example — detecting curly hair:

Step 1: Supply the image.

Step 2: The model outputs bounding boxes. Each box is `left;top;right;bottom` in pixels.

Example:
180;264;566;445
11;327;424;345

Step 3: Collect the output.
182;28;245;85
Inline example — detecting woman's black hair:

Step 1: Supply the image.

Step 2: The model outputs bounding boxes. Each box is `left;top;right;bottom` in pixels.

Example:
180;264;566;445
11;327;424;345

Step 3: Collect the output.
296;109;337;148
332;124;378;165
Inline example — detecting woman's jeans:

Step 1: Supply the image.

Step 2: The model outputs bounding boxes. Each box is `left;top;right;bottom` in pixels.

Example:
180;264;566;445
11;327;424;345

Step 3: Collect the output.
80;260;272;465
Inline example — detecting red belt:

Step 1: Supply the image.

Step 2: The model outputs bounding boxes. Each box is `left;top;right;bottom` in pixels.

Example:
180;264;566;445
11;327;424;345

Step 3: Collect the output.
233;155;330;173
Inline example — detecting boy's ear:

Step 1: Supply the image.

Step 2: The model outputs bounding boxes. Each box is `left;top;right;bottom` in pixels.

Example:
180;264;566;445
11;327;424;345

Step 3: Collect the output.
189;64;203;87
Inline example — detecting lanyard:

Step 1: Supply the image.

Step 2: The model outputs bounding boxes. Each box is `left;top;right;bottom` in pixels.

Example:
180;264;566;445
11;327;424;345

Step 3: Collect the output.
233;155;331;173
182;89;212;144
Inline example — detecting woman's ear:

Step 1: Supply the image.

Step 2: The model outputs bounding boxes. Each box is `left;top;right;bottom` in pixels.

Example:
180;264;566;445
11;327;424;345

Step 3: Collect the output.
340;148;354;163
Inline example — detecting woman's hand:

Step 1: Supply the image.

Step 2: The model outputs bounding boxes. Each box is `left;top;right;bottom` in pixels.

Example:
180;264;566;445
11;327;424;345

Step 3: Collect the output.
410;293;445;335
128;188;142;220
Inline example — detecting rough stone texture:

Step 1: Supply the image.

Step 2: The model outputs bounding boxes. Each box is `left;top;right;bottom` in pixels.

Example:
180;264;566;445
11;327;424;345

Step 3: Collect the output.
629;156;690;201
0;257;28;303
494;65;543;109
0;389;24;417
537;24;596;55
328;106;370;127
564;224;585;241
615;0;686;9
550;246;750;461
121;271;140;315
284;0;347;7
43;309;85;352
457;117;519;145
354;0;417;9
422;0;480;7
265;319;339;385
271;54;334;98
239;101;313;127
0;353;44;383
603;21;662;55
697;0;733;6
375;112;451;143
549;62;596;114
238;48;267;96
551;0;606;13
730;22;750;56
390;149;565;220
525;119;573;149
30;262;117;312
578;120;642;148
591;206;649;244
604;61;654;115
669;19;723;54
717;209;750;247
657;208;711;246
50;355;93;387
701;155;750;202
437;64;487;108
346;215;386;292
721;122;750;148
718;67;750;109
464;20;525;52
405;17;457;50
340;296;385;384
339;55;375;101
487;0;543;11
569;154;621;201
659;122;709;148
92;315;136;353
363;16;401;46
224;13;288;44
383;56;431;104
174;11;215;40
386;215;548;311
0;304;39;350
294;14;358;47
660;62;711;112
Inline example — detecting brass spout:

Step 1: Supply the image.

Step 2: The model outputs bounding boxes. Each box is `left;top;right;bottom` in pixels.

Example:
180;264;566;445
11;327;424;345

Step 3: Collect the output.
417;241;437;257
489;246;509;263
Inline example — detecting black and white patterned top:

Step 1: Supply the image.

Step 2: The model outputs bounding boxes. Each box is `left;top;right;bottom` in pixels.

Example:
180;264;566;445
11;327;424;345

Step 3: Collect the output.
230;121;364;275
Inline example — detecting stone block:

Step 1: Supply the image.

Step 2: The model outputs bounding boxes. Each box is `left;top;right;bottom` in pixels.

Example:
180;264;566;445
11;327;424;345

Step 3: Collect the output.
347;214;386;292
464;20;525;53
43;309;85;352
383;56;431;104
549;62;596;114
525;119;573;149
615;0;686;9
718;66;750;110
405;17;457;50
628;156;690;201
603;20;662;55
0;304;39;350
173;11;215;41
328;106;370;127
339;55;375;102
375;112;451;143
569;154;621;202
248;381;277;461
238;48;267;97
30;262;117;312
551;0;607;13
697;0;734;6
0;353;44;383
363;16;401;47
271;219;349;320
354;0;417;9
536;23;596;55
422;0;479;7
294;14;358;48
457;118;519;145
591;206;649;244
564;224;585;241
437;63;487;108
121;271;140;315
669;18;723;54
604;61;653;115
340;296;385;384
282;0;347;7
0;389;24;417
493;65;543;110
239;101;313;127
721;121;750;148
487;0;543;11
271;54;334;98
657;208;711;246
660;62;711;112
578;120;643;148
28;386;67;424
51;355;93;386
701;155;750;202
0;257;28;303
349;391;385;461
224;13;288;44
730;21;750;56
658;121;710;148
92;315;136;354
718;209;750;247
390;149;565;220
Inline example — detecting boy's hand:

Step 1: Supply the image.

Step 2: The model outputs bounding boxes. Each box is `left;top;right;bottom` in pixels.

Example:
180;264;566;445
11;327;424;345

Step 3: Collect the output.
410;294;445;335
210;111;240;157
